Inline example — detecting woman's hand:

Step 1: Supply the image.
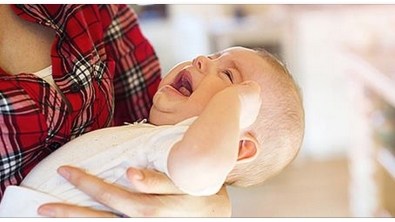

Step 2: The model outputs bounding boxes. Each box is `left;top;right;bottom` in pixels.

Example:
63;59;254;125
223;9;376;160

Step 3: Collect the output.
37;166;231;217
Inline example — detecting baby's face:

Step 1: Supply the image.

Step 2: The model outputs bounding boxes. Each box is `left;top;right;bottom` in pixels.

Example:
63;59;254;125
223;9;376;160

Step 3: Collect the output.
149;46;269;125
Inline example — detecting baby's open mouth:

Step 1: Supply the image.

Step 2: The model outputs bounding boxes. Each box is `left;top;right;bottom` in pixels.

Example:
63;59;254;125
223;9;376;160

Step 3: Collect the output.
171;70;193;97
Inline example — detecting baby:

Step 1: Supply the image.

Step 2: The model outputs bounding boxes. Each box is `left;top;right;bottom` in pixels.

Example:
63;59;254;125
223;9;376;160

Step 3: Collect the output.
0;46;304;217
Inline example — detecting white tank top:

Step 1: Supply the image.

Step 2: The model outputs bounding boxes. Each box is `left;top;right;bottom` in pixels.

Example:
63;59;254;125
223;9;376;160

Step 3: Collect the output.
33;66;70;109
33;65;55;87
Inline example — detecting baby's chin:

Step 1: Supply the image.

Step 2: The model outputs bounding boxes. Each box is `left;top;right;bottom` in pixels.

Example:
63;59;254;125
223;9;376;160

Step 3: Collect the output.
148;107;177;126
148;108;196;126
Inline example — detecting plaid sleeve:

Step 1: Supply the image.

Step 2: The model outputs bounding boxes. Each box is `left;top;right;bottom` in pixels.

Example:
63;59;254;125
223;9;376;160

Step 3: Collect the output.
0;4;162;198
99;5;161;126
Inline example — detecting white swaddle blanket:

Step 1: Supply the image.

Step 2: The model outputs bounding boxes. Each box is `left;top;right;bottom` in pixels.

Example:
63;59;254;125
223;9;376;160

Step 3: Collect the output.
0;118;193;217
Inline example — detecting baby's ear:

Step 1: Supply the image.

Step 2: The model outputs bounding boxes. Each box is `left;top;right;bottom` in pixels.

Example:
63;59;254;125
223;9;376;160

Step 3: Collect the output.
237;132;259;164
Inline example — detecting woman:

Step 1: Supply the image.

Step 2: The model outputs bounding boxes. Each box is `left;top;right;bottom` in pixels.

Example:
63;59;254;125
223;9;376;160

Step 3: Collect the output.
0;4;230;217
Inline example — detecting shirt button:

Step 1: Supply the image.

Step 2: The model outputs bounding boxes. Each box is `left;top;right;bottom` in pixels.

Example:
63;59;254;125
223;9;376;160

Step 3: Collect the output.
48;142;61;150
70;83;81;93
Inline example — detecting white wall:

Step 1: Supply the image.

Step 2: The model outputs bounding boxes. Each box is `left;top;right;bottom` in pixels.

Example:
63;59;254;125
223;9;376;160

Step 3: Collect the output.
290;9;353;160
138;5;224;74
288;6;395;161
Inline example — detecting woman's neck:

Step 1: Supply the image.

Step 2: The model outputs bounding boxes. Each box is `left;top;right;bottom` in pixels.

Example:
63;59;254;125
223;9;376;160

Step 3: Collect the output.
0;5;55;75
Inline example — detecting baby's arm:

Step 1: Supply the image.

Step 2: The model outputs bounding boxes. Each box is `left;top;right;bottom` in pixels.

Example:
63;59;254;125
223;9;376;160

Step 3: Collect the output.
167;81;261;195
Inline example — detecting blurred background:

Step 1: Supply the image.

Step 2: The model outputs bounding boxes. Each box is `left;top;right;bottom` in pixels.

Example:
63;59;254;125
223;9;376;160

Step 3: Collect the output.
130;4;395;217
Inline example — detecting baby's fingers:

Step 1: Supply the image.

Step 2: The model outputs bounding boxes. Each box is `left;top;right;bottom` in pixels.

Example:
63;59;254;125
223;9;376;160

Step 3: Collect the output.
237;81;262;129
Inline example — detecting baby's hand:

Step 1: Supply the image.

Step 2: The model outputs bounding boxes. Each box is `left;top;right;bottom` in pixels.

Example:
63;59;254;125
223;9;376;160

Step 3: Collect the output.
236;81;262;129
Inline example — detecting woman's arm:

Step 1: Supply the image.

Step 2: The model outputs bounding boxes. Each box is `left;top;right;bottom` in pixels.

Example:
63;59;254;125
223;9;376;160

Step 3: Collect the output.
168;81;262;195
38;166;231;217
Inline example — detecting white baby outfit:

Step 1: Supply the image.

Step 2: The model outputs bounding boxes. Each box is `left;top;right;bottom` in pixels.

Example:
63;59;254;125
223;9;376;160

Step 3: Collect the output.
0;117;222;217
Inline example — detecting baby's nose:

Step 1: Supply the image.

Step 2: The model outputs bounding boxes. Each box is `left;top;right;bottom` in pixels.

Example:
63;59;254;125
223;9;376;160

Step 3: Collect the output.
192;55;210;71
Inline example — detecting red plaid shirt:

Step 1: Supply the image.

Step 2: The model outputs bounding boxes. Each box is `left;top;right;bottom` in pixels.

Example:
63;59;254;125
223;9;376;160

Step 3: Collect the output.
0;4;161;199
